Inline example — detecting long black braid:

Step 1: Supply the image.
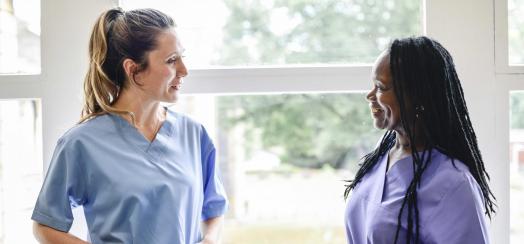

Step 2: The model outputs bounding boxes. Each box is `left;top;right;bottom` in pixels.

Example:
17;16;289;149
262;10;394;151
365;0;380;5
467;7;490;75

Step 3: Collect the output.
344;36;496;244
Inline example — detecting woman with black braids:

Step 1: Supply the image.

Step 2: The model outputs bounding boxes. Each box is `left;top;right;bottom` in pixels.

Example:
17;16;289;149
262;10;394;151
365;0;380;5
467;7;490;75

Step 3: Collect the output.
344;36;496;244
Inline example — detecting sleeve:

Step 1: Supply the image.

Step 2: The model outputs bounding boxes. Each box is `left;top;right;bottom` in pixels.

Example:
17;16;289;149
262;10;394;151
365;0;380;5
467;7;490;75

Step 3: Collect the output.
31;138;87;232
200;126;228;221
422;174;490;244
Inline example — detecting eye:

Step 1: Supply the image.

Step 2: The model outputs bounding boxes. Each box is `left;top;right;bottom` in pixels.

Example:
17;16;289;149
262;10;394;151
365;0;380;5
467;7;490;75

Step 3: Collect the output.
167;55;186;64
167;57;178;64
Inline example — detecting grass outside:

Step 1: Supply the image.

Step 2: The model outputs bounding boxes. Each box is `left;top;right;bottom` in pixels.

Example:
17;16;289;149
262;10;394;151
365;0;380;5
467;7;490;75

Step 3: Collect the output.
223;223;346;244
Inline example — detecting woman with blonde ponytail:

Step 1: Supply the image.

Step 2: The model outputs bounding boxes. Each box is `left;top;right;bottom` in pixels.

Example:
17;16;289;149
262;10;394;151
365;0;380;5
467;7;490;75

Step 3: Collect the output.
31;7;228;244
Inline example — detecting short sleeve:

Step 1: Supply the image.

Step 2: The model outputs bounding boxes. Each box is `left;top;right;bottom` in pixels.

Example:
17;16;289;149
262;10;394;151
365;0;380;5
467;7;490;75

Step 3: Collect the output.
422;174;490;244
200;126;228;220
31;138;87;232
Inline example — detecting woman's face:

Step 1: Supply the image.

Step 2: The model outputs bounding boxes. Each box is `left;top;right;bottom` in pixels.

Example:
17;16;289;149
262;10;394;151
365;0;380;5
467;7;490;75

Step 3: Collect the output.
366;51;402;132
134;28;188;103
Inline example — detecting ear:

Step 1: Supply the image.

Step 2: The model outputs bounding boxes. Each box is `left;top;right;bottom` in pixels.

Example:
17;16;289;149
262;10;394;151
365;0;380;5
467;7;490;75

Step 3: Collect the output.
122;58;138;80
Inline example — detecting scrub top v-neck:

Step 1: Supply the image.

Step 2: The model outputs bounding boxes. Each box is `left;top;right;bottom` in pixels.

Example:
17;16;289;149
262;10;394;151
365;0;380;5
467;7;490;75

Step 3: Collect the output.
345;149;489;244
32;109;228;244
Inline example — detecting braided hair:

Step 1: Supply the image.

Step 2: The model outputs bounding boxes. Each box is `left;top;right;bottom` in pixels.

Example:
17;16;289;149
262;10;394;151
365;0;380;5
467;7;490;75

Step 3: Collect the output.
344;36;496;244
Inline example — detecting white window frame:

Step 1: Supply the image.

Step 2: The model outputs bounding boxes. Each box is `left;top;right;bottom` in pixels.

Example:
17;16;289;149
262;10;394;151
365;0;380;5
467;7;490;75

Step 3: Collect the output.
0;0;514;243
495;0;524;73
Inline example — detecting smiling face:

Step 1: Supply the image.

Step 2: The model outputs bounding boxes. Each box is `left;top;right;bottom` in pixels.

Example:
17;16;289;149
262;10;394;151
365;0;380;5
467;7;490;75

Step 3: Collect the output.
366;51;402;132
133;28;188;103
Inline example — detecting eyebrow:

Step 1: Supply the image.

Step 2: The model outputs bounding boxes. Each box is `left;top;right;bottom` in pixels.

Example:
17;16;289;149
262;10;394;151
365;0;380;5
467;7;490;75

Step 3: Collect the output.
166;48;186;59
373;78;384;85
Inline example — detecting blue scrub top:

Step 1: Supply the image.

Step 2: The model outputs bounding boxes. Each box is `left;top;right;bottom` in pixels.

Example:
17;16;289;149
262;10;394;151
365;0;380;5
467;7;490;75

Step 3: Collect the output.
32;109;228;244
345;149;489;244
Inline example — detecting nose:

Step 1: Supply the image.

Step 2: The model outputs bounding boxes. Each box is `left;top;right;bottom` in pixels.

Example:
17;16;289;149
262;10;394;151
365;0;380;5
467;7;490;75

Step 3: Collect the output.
176;58;188;78
366;86;376;102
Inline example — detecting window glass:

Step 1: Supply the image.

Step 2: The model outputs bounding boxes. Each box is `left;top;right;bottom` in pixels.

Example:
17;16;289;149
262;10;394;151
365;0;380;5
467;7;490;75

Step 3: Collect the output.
120;0;421;68
509;0;524;65
0;0;41;74
511;91;524;243
172;93;381;243
509;91;524;243
0;100;42;243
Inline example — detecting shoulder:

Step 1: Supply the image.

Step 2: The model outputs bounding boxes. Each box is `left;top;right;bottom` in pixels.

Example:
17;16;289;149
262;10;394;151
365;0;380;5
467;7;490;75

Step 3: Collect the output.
424;150;474;186
57;114;115;146
421;149;483;205
166;108;207;133
166;109;215;152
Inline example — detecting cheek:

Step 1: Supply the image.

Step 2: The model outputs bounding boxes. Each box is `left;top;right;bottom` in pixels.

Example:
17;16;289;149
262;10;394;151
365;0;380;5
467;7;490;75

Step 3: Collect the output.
163;67;177;81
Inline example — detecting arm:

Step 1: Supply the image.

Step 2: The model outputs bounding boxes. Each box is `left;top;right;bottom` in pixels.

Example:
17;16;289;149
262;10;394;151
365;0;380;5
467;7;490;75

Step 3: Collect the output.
198;216;225;244
33;222;89;244
199;127;228;244
32;138;89;244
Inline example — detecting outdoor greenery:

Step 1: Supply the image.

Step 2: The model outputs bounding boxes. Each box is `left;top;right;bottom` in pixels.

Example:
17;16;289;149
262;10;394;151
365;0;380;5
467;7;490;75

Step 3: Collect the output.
512;91;524;129
217;93;383;172
509;0;524;64
223;224;345;244
215;0;420;65
214;0;420;171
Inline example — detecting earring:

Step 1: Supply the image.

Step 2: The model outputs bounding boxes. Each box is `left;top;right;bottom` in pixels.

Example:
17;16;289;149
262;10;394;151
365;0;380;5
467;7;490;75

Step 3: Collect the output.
415;105;425;118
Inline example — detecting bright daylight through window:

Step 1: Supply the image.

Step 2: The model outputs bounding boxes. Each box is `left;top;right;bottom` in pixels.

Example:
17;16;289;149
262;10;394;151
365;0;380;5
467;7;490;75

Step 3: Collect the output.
120;0;422;243
173;93;382;243
121;0;421;68
0;100;42;244
0;0;40;74
511;91;524;243
509;0;524;65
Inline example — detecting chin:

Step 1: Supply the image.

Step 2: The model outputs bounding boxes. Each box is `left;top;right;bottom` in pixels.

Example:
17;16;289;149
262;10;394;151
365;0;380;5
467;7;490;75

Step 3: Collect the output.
374;125;387;130
373;120;386;130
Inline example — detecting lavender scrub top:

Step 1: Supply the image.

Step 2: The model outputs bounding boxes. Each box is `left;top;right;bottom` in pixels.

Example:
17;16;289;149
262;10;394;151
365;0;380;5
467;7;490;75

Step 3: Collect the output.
32;109;228;244
345;149;489;244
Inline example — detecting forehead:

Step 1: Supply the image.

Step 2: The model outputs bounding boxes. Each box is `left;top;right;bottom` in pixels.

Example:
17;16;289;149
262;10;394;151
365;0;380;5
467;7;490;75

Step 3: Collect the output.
151;28;184;55
372;51;391;82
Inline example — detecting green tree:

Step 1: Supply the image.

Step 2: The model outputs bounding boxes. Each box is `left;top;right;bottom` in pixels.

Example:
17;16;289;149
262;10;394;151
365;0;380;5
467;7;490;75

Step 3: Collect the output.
215;0;420;171
216;0;420;65
217;94;383;171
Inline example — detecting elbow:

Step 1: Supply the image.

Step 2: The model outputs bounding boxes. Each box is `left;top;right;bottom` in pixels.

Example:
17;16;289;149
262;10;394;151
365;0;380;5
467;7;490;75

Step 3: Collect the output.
33;222;47;243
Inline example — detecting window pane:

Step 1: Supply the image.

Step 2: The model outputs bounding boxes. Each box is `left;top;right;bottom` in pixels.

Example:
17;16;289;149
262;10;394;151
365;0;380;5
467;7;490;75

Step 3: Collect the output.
172;93;381;243
120;0;421;67
0;100;42;244
511;91;524;243
509;0;524;65
0;0;41;74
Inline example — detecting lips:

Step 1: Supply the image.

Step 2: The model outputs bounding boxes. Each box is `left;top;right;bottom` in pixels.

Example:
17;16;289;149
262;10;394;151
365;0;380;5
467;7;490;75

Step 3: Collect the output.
371;107;382;113
369;103;383;113
171;83;181;90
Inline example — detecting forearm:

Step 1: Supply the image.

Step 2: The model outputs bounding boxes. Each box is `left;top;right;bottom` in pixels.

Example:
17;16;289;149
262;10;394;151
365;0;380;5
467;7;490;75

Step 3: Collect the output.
33;222;89;244
200;216;225;244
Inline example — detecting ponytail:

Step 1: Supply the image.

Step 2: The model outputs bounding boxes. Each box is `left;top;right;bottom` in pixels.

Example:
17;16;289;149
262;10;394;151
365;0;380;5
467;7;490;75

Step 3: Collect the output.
80;8;129;123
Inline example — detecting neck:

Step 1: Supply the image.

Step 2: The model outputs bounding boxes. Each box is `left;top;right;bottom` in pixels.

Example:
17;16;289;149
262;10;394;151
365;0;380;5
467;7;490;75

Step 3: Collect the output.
392;129;425;155
113;88;164;128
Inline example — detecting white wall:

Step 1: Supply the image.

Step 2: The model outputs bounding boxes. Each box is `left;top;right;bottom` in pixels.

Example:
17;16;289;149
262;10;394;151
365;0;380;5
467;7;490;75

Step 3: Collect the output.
426;0;508;242
0;0;520;242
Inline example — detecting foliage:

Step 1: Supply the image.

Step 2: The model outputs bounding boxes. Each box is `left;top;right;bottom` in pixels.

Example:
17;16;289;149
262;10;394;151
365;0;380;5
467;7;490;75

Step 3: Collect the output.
215;0;420;65
217;93;383;171
214;0;420;170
